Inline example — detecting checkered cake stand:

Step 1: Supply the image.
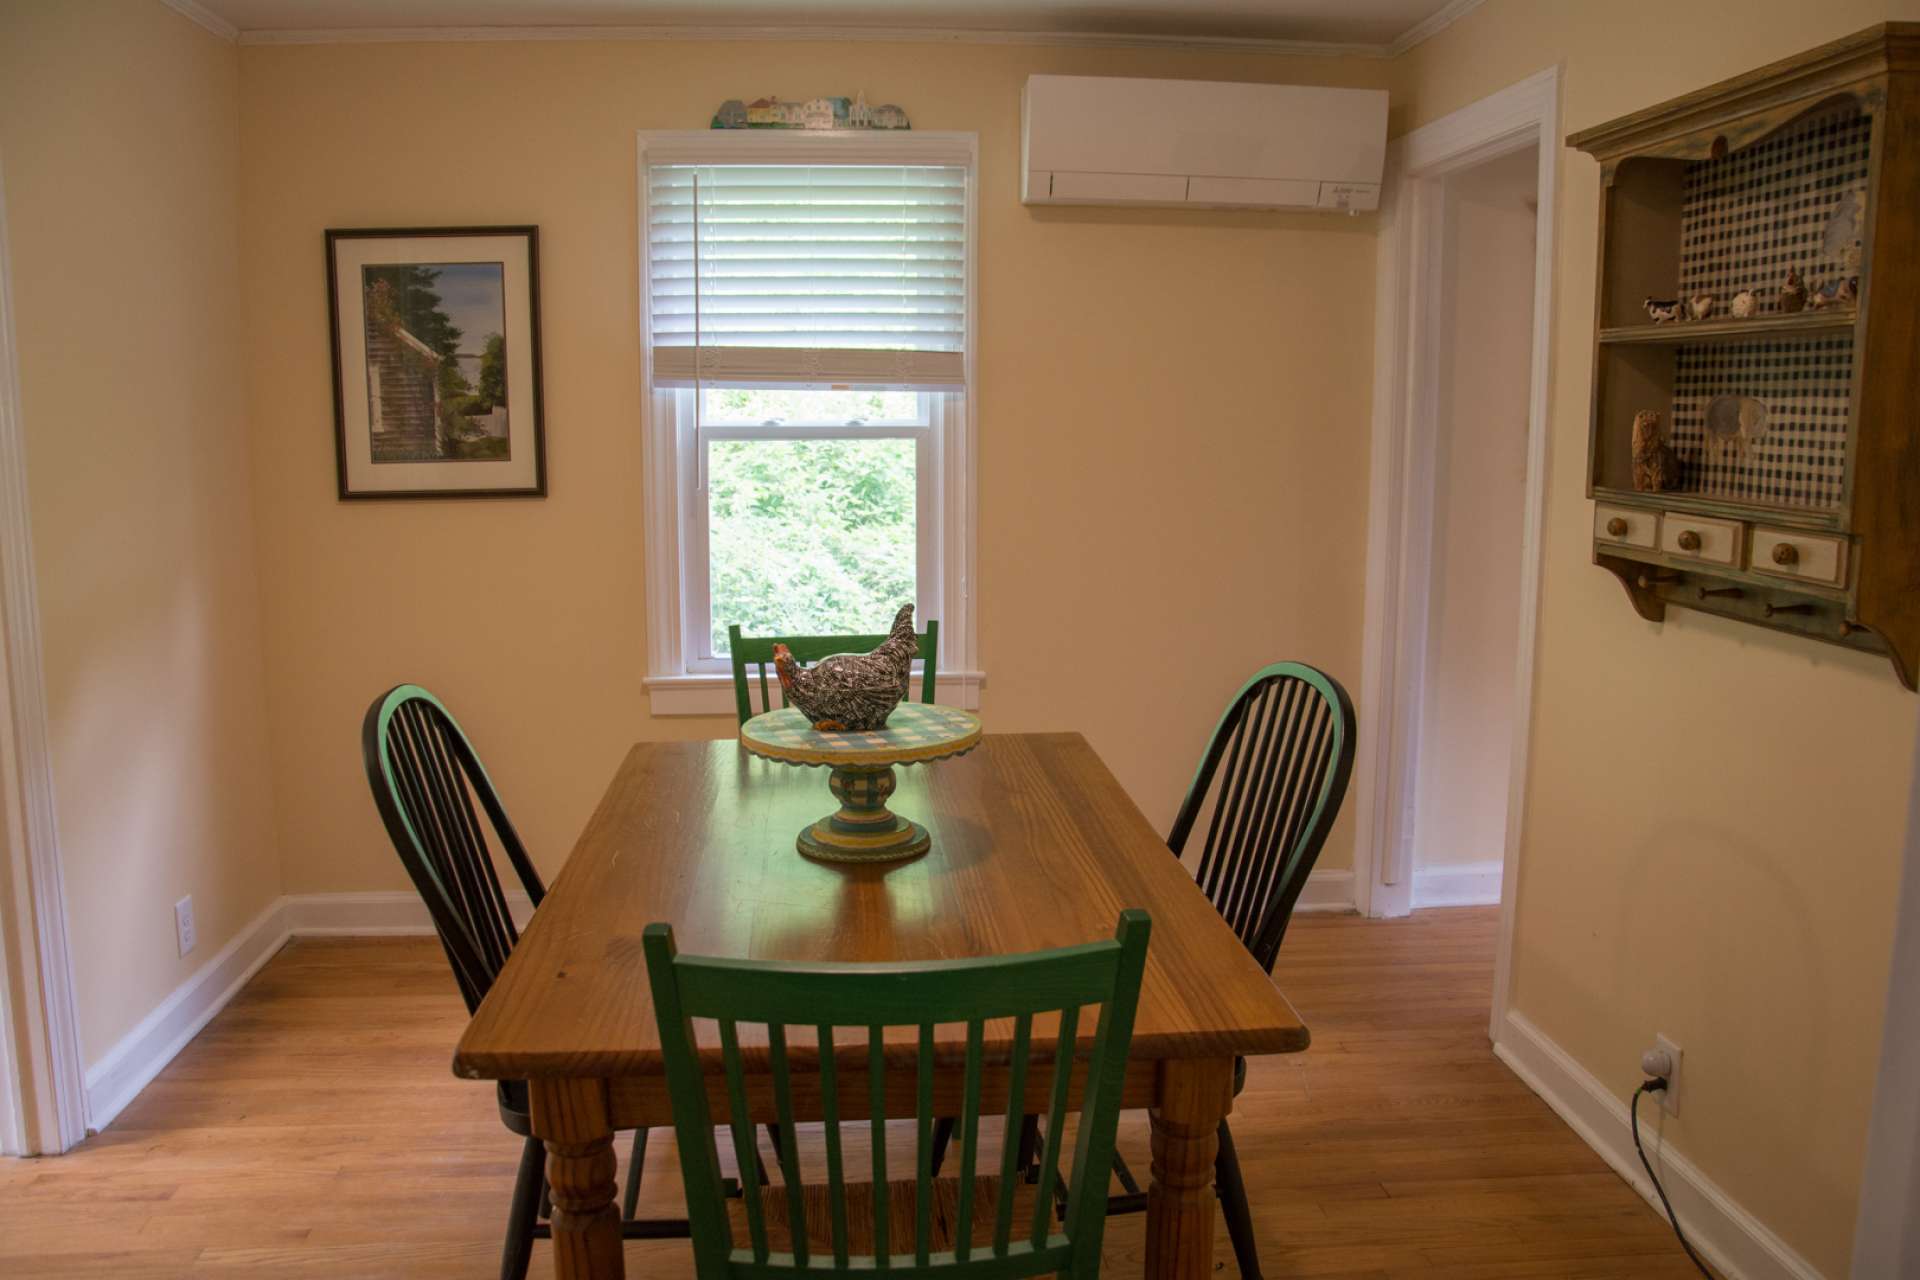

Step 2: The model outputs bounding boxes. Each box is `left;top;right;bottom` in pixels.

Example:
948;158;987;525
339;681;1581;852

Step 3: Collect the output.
738;703;983;863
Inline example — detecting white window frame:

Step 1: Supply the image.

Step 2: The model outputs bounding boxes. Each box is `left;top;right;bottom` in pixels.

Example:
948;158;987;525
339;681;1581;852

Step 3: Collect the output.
637;130;982;716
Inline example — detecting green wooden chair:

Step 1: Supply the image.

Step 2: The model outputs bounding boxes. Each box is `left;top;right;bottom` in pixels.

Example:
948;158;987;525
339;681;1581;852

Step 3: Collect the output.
728;619;940;725
642;909;1151;1279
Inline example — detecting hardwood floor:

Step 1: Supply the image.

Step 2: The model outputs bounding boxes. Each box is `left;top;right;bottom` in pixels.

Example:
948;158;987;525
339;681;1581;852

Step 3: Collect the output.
0;908;1711;1277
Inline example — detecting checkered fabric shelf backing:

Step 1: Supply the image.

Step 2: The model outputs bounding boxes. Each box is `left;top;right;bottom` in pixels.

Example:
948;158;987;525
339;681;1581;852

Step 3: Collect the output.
1669;107;1869;509
1670;336;1853;508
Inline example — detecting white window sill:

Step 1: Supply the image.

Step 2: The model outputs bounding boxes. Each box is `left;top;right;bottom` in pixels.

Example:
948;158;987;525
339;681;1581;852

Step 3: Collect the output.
643;670;985;718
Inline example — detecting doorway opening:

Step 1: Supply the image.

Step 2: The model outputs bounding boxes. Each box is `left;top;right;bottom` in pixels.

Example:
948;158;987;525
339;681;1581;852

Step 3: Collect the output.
1407;145;1539;912
1355;68;1558;1043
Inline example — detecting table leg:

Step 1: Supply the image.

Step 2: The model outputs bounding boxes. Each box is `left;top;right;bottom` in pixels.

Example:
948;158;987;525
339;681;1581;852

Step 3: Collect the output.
1146;1056;1234;1280
531;1078;624;1279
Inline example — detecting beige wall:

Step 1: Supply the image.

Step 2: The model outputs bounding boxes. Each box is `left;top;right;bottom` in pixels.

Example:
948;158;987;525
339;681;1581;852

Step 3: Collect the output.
0;1;280;1063
1412;145;1536;877
236;40;1386;896
1393;3;1920;1272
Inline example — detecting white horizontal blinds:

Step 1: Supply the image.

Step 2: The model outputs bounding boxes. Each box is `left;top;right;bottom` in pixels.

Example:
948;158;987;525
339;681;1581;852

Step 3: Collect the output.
649;163;967;390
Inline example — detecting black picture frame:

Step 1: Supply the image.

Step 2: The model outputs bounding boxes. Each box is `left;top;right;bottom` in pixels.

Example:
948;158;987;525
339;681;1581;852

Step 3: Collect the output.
325;225;546;499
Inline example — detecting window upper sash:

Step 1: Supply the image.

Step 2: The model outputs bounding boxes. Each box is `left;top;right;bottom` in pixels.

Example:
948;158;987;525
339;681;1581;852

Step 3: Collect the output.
645;159;970;391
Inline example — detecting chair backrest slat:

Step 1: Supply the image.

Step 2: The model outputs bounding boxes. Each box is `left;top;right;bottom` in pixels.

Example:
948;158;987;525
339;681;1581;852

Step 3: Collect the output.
643;913;1150;1280
1169;663;1357;973
717;1018;768;1262
868;1025;890;1268
818;1024;850;1267
729;619;941;724
915;1022;936;1266
991;1012;1033;1257
1029;1004;1080;1251
766;1024;809;1264
954;1017;985;1261
361;684;545;1017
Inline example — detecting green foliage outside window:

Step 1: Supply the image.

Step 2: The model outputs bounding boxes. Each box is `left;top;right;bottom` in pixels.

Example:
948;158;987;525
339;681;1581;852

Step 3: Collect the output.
708;437;916;656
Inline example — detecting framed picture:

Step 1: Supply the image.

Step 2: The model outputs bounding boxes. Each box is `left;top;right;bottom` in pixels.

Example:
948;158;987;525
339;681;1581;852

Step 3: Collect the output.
326;226;546;499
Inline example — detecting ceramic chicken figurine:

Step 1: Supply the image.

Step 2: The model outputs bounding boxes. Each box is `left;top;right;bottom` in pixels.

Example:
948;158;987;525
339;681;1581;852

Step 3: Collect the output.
1730;289;1758;318
774;603;918;732
1687;292;1716;321
1779;268;1807;314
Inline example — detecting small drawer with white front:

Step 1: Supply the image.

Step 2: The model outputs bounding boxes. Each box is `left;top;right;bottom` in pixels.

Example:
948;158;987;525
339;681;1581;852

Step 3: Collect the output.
1659;513;1743;567
1751;527;1848;588
1594;503;1658;549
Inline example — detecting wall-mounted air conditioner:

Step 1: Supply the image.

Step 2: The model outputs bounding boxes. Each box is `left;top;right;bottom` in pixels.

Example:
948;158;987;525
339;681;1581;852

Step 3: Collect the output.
1021;74;1388;212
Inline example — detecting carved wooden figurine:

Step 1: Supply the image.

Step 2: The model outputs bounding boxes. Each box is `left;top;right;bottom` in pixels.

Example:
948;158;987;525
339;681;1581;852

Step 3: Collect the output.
1687;292;1716;320
1631;410;1679;492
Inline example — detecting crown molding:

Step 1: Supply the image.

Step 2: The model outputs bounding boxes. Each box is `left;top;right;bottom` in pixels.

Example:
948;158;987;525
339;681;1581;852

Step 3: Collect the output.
157;0;241;42
1385;0;1486;58
234;22;1392;56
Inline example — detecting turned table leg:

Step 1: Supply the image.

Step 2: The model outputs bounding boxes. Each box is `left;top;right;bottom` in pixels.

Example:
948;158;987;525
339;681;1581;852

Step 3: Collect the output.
532;1078;624;1279
1146;1056;1235;1280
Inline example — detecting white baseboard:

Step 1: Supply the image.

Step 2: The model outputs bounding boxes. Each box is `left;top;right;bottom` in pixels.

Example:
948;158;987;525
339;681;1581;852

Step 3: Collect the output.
1412;858;1503;908
83;895;293;1133
83;889;536;1133
1495;1010;1823;1280
1294;868;1356;913
284;889;534;936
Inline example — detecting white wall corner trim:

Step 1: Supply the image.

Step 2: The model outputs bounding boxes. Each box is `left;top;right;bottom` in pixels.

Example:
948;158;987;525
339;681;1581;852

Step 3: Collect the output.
157;0;241;42
220;7;1472;57
1849;704;1920;1276
0;161;89;1155
1386;0;1488;58
1411;859;1503;907
1496;1011;1823;1280
83;890;536;1134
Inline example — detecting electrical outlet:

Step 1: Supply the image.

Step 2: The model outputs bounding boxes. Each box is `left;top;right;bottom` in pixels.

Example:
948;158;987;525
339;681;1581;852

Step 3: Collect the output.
1640;1033;1682;1116
174;895;195;957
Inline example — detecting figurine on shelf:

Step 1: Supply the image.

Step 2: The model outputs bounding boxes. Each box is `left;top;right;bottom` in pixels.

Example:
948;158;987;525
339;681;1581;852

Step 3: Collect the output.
1730;289;1758;318
1643;296;1685;324
772;603;918;732
1779;268;1807;314
1630;409;1679;493
1809;275;1859;309
1687;292;1716;321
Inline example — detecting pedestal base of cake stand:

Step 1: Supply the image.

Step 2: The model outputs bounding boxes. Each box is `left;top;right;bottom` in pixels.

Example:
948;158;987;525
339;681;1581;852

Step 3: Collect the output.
796;762;930;863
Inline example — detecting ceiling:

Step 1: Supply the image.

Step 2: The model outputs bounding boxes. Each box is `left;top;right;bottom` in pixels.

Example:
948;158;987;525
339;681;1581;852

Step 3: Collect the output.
182;0;1472;50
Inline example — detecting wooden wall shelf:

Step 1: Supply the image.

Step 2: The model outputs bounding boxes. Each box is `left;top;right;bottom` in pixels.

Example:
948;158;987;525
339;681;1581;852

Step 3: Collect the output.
1598;312;1856;346
1571;22;1920;689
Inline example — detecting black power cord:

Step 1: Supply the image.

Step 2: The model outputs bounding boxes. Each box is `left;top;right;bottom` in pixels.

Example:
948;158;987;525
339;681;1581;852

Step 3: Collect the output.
1631;1079;1713;1277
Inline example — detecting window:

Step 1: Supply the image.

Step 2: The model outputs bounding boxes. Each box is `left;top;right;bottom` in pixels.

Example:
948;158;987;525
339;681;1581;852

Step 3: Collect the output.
638;132;978;714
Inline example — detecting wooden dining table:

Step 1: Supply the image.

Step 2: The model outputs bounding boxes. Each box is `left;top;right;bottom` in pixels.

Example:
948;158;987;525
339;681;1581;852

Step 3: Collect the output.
453;731;1309;1279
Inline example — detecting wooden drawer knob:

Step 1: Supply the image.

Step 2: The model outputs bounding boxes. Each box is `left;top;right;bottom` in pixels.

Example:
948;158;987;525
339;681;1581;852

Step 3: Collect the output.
1677;530;1702;552
1607;517;1628;537
1772;542;1799;566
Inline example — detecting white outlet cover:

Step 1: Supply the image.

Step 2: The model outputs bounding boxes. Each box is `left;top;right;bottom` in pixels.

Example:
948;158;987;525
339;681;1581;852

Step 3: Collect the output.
1653;1033;1682;1116
174;895;195;956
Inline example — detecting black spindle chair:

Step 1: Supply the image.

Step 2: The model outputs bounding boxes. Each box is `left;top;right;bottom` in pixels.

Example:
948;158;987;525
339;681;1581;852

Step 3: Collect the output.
361;683;694;1280
1023;663;1356;1280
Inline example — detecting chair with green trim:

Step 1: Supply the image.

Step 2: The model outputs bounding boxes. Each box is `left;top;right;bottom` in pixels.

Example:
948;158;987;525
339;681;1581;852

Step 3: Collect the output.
361;683;701;1280
1104;661;1356;1280
728;618;940;725
642;909;1151;1280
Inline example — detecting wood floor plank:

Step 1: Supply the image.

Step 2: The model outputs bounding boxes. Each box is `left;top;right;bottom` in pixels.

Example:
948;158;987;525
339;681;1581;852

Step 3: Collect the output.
0;907;1717;1277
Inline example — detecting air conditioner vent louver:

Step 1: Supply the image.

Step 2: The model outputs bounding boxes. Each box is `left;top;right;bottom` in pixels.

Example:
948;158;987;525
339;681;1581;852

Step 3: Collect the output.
1020;75;1388;212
